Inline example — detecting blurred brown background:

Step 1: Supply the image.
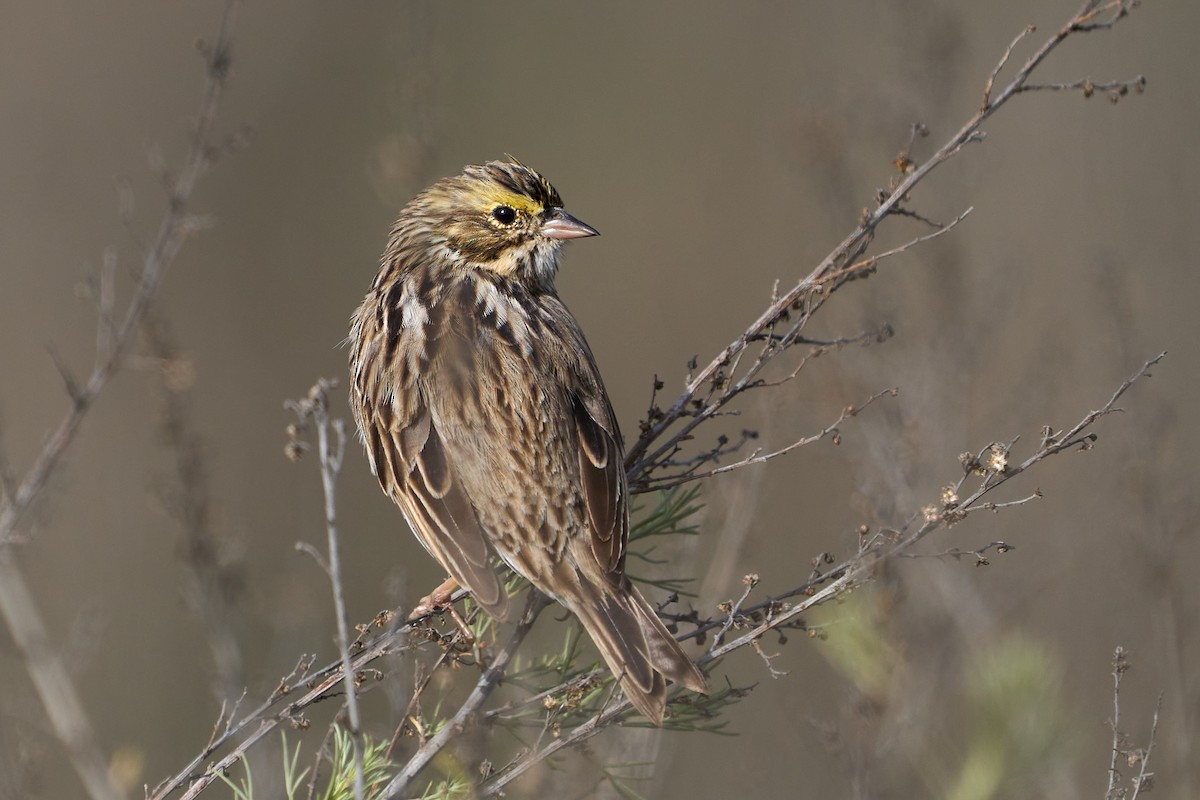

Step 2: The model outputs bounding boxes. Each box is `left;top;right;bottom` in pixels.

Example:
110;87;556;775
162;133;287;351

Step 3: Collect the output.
2;1;1197;798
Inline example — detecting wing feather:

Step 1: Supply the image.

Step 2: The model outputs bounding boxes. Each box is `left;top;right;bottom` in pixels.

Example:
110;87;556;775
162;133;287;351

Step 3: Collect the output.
389;405;509;619
572;391;627;575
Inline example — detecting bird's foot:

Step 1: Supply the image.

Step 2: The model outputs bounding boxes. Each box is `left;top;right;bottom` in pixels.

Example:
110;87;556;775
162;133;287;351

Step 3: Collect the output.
408;576;460;620
409;577;476;646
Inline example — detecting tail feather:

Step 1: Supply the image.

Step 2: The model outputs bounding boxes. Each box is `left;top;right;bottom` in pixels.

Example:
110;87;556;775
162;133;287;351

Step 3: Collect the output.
569;582;708;725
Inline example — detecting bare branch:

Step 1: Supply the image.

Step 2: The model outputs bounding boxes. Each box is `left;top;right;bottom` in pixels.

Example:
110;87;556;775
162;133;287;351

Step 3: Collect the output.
642;388;896;491
380;591;550;799
704;354;1162;662
0;551;125;800
1107;646;1127;799
711;574;759;651
624;0;1145;488
896;539;1017;568
1106;645;1163;800
0;0;240;546
846;207;973;271
983;23;1037;108
0;4;242;800
1130;697;1161;800
1018;75;1146;97
288;379;364;800
480;693;634;797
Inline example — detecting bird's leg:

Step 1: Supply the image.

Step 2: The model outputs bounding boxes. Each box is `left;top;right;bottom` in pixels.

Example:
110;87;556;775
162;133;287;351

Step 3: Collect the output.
409;576;460;620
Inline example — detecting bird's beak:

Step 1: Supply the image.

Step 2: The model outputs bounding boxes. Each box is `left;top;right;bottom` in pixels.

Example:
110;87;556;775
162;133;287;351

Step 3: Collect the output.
541;208;600;240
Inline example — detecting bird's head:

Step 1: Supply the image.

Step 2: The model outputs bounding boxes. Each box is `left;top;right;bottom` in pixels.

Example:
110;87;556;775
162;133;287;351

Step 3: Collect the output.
399;160;599;286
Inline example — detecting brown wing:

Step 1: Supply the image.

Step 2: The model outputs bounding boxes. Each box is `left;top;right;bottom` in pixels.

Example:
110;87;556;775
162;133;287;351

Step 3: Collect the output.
572;389;629;577
366;400;510;621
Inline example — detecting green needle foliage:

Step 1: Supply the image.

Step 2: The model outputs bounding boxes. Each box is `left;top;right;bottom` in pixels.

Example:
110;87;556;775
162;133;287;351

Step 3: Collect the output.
219;729;397;800
626;485;704;595
629;485;704;545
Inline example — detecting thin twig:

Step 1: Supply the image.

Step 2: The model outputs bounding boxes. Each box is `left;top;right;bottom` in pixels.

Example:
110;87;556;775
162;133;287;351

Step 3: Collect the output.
380;591;549;799
1107;646;1127;798
480;694;635;797
1129;696;1161;800
1018;75;1146;95
642;388;896;490
383;647;456;762
711;574;759;650
983;25;1035;108
1105;645;1163;800
845;207;973;272
292;379;364;800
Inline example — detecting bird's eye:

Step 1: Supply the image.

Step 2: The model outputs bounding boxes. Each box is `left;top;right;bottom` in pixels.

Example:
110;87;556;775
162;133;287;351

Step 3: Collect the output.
491;205;517;225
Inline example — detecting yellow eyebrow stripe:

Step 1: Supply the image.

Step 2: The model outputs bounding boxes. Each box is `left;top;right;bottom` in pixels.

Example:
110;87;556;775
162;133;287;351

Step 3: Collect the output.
478;187;542;216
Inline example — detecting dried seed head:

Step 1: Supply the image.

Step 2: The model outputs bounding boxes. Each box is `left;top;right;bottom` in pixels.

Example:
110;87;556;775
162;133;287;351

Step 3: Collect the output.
985;444;1008;473
284;440;308;462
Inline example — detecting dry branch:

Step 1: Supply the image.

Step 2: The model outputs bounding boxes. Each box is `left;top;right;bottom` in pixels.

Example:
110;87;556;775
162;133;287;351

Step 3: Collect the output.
0;4;242;800
624;0;1144;490
286;380;364;800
